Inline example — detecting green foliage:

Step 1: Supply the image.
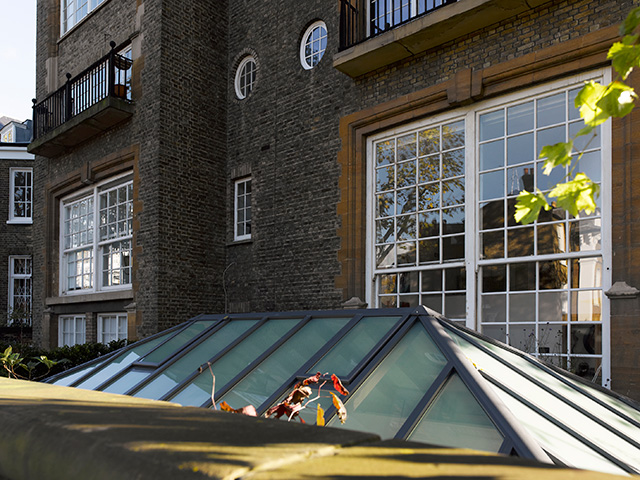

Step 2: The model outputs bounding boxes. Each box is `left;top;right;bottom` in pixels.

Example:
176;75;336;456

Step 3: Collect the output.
515;8;640;224
0;339;128;381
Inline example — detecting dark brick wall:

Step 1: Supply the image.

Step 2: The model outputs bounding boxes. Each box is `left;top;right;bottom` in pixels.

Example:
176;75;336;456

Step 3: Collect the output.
33;0;227;343
0;154;33;336
31;0;640;398
224;0;634;312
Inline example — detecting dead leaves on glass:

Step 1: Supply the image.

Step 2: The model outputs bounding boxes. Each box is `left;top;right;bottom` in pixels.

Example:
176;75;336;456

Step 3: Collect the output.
200;363;349;426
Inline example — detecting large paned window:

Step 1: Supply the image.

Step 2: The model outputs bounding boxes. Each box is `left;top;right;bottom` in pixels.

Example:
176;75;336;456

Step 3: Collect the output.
59;315;86;346
61;174;133;295
8;256;31;325
61;0;105;35
9;168;33;223
98;313;127;343
368;71;610;383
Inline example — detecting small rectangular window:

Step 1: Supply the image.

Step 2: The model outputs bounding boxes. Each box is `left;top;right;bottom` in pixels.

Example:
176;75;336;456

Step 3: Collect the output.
98;313;128;343
9;168;33;223
8;256;32;326
59;315;86;346
234;178;252;241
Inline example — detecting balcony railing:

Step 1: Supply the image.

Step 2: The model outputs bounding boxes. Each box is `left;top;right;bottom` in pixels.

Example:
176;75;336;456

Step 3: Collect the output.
32;41;132;140
339;0;458;50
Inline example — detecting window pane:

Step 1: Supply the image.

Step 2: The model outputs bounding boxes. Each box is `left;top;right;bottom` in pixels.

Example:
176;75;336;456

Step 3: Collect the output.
142;320;217;364
311;316;402;377
133;320;257;400
218;317;350;409
169;319;301;406
408;373;503;452
328;323;447;438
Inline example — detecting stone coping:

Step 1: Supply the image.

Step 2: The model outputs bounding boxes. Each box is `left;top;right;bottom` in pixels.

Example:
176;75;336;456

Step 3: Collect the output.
0;378;626;479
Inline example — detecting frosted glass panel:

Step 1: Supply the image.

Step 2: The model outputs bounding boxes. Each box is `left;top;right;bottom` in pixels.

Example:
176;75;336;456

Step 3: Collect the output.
328;323;447;438
310;316;402;377
408;373;503;452
168;319;301;406
219;317;349;409
134;320;257;400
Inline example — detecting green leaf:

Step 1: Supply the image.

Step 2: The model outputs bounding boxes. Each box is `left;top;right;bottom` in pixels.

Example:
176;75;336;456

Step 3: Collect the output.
620;6;640;36
608;35;640;80
548;173;600;217
575;81;610;126
514;190;550;225
596;81;636;119
575;125;595;138
540;141;573;174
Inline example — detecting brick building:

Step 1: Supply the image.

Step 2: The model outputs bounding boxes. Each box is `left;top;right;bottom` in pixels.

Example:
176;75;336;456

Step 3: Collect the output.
0;119;34;342
30;0;640;399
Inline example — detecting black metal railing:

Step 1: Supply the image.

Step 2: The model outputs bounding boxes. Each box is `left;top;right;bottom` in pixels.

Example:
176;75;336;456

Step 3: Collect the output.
32;41;132;140
339;0;459;50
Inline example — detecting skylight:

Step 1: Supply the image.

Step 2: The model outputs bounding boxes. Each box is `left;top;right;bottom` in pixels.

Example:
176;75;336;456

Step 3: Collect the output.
48;307;640;476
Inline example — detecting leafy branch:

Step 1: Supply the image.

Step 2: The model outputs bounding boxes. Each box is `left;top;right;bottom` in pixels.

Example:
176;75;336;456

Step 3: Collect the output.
515;6;640;224
1;346;65;381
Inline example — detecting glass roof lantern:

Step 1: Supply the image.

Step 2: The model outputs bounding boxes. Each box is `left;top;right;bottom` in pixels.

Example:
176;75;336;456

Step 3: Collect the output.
48;307;640;476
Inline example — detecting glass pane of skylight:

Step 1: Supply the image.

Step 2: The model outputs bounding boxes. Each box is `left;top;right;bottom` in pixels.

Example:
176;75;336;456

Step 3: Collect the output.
52;360;107;387
141;320;217;364
133;320;258;400
218;317;350;409
102;367;151;394
492;383;628;476
309;316;402;377
328;322;447;438
408;373;503;452
447;329;640;470
449;328;640;444
72;330;174;390
168;318;302;406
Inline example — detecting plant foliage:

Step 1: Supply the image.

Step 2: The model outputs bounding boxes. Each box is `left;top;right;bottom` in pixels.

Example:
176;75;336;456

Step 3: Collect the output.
515;7;640;223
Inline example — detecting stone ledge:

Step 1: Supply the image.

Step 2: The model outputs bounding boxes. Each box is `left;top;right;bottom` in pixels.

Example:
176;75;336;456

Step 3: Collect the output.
0;378;626;480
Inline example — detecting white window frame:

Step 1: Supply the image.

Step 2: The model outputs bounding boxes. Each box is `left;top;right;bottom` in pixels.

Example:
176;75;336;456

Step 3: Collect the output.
97;313;128;343
60;0;106;36
300;21;328;70
8;168;33;224
366;69;612;384
234;177;252;241
8;256;31;326
234;56;257;100
59;173;133;296
58;315;86;346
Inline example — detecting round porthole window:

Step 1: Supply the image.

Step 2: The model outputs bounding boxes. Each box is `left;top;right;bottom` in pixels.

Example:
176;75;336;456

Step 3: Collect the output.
300;21;327;70
234;56;257;99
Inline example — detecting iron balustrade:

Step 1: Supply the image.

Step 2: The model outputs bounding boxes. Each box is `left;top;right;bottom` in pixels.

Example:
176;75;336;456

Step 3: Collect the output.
339;0;459;50
32;41;132;140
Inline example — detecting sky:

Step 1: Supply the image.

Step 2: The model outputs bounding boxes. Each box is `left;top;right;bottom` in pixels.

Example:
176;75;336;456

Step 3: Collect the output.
0;1;36;122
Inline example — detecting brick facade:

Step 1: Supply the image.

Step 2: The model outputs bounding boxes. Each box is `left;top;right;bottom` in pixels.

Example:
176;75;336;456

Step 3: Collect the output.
32;0;640;399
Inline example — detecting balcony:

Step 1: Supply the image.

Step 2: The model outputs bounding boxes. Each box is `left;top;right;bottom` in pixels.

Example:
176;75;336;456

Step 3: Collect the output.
335;0;549;77
28;42;133;157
